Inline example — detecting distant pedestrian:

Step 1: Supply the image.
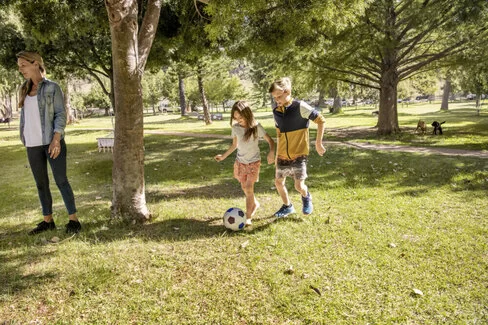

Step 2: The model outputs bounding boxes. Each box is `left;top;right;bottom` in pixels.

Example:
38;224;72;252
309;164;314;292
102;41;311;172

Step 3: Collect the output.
214;100;275;225
17;51;81;235
269;77;326;218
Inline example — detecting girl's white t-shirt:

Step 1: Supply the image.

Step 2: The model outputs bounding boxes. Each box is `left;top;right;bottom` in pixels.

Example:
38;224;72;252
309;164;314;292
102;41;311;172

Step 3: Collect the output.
231;123;267;164
23;95;43;147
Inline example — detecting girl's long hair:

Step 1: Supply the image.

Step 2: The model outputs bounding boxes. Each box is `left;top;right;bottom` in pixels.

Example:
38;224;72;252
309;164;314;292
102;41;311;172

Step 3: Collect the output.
16;51;46;108
230;100;258;141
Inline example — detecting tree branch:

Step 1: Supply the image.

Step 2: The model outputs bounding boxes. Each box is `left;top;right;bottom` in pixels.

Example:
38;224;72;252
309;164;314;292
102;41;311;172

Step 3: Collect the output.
138;0;162;73
398;41;465;79
311;59;380;85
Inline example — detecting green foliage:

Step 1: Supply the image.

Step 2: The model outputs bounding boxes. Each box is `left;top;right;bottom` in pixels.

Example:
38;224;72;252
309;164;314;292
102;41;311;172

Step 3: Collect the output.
205;75;246;107
399;73;439;99
14;0;112;77
142;69;178;109
82;84;111;110
0;10;25;70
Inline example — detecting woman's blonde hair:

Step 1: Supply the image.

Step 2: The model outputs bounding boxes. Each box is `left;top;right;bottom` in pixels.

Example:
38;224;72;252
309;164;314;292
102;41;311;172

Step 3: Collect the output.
230;100;258;141
16;51;46;108
268;77;292;93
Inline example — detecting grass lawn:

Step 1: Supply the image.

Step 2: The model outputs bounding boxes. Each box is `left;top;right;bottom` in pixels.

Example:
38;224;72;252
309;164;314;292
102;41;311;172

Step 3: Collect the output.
70;100;488;151
0;104;487;324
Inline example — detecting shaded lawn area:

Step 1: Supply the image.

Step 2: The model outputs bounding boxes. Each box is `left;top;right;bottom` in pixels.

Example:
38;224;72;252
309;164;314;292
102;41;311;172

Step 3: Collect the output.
0;129;487;324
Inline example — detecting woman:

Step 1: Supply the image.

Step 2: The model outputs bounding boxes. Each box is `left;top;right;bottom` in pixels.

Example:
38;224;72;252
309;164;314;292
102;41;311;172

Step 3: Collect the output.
17;51;81;235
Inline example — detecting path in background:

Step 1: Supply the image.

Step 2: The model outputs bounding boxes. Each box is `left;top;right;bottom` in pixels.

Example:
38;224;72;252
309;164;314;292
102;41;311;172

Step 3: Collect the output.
144;130;488;159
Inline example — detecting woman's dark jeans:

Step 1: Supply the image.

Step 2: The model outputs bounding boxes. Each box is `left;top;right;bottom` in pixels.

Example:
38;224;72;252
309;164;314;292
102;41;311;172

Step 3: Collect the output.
26;139;77;216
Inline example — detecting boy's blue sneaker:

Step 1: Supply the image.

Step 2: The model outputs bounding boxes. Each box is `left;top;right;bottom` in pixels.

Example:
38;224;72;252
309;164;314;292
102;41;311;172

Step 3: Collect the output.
274;204;296;218
302;192;313;215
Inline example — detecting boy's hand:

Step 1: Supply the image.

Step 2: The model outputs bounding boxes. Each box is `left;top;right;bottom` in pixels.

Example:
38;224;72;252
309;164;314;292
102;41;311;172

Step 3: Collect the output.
266;151;275;164
316;142;326;156
214;154;225;162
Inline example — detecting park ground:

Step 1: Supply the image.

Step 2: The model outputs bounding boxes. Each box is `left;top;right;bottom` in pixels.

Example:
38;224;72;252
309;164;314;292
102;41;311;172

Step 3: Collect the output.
0;102;487;324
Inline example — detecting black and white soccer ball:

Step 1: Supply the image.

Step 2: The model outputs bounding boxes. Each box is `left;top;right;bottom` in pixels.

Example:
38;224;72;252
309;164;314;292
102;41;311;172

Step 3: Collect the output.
223;207;246;231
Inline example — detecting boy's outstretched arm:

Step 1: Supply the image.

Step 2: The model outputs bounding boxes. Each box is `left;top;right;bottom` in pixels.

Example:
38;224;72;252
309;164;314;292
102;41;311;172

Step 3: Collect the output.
214;136;237;162
315;122;326;156
264;133;275;164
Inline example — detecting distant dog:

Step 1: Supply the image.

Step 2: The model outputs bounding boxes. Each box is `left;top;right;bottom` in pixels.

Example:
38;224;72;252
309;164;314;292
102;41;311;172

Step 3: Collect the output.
416;120;427;134
0;117;10;127
431;121;445;135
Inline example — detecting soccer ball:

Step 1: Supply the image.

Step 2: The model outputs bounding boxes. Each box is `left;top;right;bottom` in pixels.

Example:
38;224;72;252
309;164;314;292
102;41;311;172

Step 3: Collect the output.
223;207;246;231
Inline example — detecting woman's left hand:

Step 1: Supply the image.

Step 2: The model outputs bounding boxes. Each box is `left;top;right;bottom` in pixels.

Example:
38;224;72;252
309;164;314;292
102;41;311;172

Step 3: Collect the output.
49;139;61;159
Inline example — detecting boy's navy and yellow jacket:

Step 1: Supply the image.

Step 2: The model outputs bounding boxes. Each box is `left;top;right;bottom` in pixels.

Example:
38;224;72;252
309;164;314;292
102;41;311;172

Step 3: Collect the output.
273;99;325;161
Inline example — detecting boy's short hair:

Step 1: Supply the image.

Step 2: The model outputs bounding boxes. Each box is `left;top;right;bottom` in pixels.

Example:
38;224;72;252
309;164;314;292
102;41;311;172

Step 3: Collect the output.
269;77;292;93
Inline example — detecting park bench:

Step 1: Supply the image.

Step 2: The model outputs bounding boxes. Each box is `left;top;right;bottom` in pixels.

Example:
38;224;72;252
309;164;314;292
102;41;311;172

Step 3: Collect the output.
97;132;114;152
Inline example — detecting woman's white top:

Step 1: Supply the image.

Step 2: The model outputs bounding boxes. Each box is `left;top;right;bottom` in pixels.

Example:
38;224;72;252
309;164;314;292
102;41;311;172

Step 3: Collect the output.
23;95;43;147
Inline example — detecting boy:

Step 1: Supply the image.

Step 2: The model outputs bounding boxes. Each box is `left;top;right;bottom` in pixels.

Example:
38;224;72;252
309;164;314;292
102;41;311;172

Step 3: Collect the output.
269;77;326;217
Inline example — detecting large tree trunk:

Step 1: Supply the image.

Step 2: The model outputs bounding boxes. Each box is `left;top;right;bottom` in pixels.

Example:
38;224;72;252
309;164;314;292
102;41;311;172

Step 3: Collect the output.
197;67;212;125
105;0;161;222
378;67;400;134
178;73;187;116
318;89;326;108
330;87;343;114
441;76;451;111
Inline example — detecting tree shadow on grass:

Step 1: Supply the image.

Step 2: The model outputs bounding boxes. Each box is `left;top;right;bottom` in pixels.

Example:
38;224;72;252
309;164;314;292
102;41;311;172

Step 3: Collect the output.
83;211;304;244
0;240;60;297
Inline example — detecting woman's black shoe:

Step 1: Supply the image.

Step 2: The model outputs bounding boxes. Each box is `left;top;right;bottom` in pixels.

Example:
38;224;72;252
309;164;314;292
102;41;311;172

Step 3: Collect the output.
29;221;56;235
66;220;81;234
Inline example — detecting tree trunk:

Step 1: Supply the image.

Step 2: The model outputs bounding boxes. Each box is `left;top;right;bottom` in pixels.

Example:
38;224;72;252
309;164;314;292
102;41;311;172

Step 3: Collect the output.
106;0;151;223
318;89;326;108
109;74;115;113
197;67;212;125
440;76;451;111
330;87;343;114
178;73;187;116
64;77;75;124
378;67;400;134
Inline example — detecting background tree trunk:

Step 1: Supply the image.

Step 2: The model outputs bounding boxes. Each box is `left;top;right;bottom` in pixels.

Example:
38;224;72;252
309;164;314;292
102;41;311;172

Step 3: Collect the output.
178;73;187;116
330;87;343;114
106;0;150;222
63;77;74;124
441;76;451;111
197;67;212;125
318;89;326;108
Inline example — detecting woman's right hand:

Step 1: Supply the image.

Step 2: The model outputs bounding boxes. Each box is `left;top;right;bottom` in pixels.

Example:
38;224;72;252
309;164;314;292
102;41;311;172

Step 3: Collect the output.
214;154;224;162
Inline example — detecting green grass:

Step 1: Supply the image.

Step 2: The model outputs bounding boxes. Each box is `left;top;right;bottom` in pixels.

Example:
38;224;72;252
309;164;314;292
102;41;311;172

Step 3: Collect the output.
64;100;488;151
0;104;487;324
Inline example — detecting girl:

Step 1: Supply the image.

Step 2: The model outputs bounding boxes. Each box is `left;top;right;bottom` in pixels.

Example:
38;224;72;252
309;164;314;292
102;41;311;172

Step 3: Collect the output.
214;101;275;225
